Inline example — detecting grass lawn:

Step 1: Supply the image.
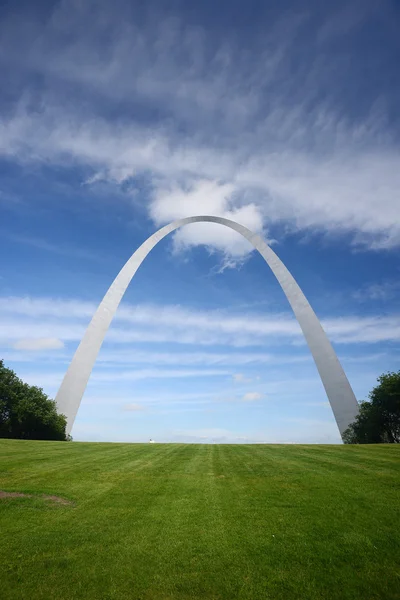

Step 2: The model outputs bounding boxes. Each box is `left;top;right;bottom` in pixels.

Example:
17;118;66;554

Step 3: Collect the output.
0;440;399;600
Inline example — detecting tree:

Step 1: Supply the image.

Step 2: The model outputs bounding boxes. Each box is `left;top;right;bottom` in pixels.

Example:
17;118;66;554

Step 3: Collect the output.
343;371;400;444
0;360;68;441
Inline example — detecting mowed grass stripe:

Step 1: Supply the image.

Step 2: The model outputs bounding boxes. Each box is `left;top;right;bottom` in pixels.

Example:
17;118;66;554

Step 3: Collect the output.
0;440;399;600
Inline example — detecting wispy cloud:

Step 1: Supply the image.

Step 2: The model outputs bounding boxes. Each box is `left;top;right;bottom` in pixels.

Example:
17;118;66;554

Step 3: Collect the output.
242;392;263;402
4;233;103;262
12;338;64;351
16;367;232;390
1;296;400;347
233;373;251;383
90;368;231;382
352;281;400;302
0;1;399;254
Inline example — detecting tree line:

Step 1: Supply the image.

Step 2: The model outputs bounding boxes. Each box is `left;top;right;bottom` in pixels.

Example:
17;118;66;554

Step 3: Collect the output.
343;371;399;444
0;358;399;443
0;360;69;441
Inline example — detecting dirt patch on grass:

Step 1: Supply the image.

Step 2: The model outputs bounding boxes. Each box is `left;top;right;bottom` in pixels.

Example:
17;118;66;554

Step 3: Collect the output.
42;494;72;506
0;491;26;499
0;490;73;505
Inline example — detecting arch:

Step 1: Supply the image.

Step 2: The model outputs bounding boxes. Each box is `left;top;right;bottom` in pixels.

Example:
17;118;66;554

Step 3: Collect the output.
55;216;359;440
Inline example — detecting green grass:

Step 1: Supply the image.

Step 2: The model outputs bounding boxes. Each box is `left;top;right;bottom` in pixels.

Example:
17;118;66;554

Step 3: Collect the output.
0;440;399;600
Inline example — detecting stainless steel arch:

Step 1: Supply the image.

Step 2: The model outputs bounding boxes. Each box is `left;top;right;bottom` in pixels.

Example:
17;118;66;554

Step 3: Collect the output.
55;216;359;439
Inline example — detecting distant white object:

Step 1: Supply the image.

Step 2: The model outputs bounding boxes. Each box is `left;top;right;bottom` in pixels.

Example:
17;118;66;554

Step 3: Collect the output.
149;439;156;444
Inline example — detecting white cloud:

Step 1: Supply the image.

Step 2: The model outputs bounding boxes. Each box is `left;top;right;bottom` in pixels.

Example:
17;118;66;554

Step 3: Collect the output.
151;180;264;256
242;392;263;401
1;296;400;348
16;367;231;391
12;337;64;351
322;315;400;344
122;403;145;411
150;180;235;224
2;104;399;253
232;373;262;383
4;233;102;262
352;281;400;302
0;346;310;367
90;368;231;382
0;296;95;319
0;4;399;253
233;373;248;383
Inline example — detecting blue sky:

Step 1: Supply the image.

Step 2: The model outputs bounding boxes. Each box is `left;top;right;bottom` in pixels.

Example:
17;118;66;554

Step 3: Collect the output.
0;0;399;443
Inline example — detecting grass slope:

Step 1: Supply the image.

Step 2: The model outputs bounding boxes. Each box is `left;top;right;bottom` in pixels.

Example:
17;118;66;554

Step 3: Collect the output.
0;440;399;600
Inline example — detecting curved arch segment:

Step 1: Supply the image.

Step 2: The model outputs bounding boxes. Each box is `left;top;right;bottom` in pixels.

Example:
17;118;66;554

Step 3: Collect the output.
55;216;359;440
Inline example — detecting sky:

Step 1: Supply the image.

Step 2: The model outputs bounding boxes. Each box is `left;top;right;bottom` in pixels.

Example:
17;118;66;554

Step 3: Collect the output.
0;0;399;444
